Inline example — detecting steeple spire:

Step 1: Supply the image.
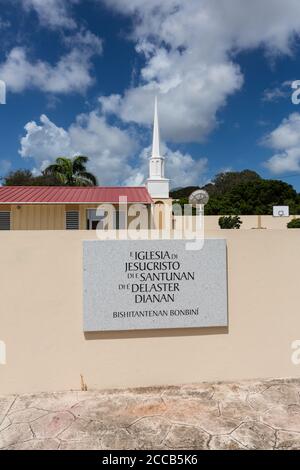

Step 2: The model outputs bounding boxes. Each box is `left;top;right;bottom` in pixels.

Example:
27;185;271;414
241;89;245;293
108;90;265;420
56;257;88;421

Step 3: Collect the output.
146;95;169;199
149;96;164;179
152;95;160;158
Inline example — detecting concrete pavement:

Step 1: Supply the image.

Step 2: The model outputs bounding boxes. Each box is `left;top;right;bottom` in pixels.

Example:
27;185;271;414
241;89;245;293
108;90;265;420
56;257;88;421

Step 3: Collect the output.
1;378;300;450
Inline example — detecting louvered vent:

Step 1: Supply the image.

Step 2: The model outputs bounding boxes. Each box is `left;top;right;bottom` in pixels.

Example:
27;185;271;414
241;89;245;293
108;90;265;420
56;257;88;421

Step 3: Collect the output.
66;211;79;230
0;212;11;230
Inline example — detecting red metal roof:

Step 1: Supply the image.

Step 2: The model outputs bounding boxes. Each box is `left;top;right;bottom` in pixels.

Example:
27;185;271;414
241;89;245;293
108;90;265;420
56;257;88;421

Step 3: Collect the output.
0;186;153;204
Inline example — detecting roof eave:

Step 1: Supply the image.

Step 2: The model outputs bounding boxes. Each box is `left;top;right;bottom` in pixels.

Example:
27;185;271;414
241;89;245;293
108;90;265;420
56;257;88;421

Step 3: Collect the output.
0;201;153;205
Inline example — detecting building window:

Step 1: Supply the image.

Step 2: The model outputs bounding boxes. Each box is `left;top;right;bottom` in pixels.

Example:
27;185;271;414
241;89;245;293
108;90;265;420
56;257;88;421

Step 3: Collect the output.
0;212;11;230
86;209;105;230
66;211;79;230
116;210;126;229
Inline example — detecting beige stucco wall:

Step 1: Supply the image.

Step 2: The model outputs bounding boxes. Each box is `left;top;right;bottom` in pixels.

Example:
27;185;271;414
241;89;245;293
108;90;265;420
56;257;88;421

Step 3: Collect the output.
11;204;66;230
2;204;298;231
173;215;300;231
0;229;300;395
6;204;152;230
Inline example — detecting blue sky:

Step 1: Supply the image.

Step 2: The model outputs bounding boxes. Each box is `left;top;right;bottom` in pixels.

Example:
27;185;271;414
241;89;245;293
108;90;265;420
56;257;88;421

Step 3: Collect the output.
1;1;300;189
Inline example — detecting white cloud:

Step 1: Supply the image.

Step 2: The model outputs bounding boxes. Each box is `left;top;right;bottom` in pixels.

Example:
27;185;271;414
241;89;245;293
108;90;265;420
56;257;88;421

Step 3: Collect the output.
15;1;300;186
263;113;300;174
263;113;300;150
99;94;122;114
69;112;138;184
102;62;242;143
104;0;300;53
19;113;139;185
19;111;206;187
262;80;293;102
124;144;208;188
124;171;145;187
63;29;103;53
99;0;300;143
0;29;102;94
20;115;73;164
21;0;77;29
164;147;208;187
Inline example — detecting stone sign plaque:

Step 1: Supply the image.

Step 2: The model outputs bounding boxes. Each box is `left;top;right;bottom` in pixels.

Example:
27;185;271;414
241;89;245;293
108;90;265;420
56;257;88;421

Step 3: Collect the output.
83;239;228;332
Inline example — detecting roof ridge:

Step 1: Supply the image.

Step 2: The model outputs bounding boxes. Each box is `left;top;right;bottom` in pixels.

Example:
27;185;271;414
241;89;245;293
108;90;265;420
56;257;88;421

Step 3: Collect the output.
0;186;146;189
0;185;153;204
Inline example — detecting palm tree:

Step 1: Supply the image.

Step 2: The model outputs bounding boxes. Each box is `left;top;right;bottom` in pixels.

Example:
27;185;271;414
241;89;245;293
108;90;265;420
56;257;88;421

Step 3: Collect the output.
44;156;98;186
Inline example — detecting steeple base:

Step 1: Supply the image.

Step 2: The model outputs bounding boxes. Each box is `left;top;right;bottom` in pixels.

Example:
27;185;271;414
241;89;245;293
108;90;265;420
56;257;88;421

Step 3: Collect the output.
146;178;170;199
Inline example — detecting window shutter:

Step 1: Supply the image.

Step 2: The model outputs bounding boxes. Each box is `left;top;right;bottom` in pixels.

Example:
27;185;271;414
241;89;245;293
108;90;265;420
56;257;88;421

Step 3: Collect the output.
66;211;79;230
0;212;11;230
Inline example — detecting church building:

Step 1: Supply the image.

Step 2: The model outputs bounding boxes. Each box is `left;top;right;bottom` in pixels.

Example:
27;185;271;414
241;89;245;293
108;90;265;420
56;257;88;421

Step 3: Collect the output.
0;98;172;231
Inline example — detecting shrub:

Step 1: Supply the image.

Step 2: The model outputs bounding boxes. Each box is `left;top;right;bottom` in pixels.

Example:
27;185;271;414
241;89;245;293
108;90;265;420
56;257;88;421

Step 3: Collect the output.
218;215;242;229
287;218;300;229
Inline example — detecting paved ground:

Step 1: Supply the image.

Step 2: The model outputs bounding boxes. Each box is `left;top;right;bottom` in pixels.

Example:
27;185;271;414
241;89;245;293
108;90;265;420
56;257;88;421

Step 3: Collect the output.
1;378;300;450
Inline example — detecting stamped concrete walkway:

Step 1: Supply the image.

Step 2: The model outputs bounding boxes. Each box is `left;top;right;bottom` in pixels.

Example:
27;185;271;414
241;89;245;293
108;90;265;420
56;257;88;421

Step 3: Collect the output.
1;378;300;450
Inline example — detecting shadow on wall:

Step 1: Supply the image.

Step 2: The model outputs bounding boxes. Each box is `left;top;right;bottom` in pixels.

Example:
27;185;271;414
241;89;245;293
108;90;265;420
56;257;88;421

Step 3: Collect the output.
84;326;228;341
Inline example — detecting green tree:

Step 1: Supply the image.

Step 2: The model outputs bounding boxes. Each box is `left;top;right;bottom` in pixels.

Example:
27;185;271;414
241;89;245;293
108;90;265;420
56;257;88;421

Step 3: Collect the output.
219;215;242;229
44;156;97;186
203;169;261;196
205;179;300;215
170;186;200;199
287;218;300;228
3;169;59;186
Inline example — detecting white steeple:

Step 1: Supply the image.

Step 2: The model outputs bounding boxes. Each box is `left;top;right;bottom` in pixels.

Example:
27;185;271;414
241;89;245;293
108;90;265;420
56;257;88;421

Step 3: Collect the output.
152;96;161;158
146;96;169;199
149;96;165;179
